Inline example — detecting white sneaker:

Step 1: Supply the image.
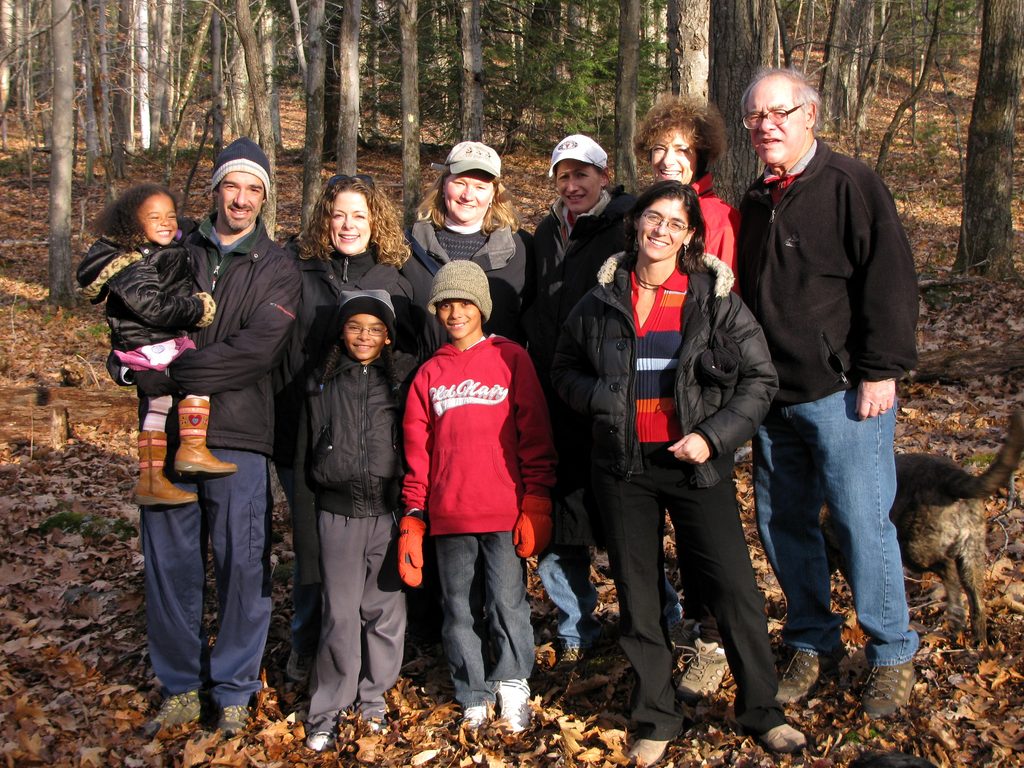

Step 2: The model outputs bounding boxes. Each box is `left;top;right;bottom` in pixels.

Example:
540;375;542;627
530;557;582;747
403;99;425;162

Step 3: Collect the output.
461;703;490;730
496;679;531;732
305;731;334;752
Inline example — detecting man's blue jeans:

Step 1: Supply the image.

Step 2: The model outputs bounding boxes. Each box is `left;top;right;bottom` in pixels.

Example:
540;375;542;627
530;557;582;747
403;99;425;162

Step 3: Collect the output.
754;389;918;667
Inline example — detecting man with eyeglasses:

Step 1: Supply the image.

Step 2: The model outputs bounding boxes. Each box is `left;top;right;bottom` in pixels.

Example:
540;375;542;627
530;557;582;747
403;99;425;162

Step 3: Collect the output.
135;137;300;738
736;68;920;719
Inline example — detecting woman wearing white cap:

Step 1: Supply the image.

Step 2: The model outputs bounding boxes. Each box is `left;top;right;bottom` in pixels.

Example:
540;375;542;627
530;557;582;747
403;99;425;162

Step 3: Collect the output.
403;141;531;358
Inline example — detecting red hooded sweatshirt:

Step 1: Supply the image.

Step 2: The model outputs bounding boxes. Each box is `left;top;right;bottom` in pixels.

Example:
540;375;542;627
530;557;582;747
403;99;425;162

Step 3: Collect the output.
402;336;557;536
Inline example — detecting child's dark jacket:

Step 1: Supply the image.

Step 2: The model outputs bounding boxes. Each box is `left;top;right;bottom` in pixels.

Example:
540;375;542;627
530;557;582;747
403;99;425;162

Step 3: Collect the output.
76;237;205;351
306;351;416;518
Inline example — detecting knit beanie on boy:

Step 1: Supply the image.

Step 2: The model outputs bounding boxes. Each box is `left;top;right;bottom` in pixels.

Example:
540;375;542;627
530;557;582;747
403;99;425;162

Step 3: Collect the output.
210;137;272;194
428;260;492;322
339;289;397;341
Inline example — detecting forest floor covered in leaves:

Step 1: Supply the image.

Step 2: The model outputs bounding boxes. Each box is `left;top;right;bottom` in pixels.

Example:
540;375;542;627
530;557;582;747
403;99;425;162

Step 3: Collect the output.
2;64;1024;767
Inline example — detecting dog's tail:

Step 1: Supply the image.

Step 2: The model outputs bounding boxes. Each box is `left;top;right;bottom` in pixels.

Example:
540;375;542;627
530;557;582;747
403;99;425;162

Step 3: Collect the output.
945;411;1024;499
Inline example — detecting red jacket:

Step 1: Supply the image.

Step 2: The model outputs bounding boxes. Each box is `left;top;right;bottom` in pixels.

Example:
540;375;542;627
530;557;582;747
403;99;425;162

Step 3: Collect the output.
692;173;740;282
402;336;557;535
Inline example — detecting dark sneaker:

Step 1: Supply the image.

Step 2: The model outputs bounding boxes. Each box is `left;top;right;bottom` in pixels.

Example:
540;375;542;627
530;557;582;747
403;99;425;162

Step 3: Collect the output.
861;660;915;717
676;639;728;702
217;704;250;737
143;690;201;737
776;648;842;704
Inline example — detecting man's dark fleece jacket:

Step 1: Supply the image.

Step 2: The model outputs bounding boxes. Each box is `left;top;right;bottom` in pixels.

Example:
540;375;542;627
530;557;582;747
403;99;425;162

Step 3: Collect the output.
737;141;918;405
168;215;300;455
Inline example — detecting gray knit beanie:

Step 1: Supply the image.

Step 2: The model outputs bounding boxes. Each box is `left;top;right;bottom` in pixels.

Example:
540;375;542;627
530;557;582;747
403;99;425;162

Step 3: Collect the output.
210;137;272;194
428;260;492;322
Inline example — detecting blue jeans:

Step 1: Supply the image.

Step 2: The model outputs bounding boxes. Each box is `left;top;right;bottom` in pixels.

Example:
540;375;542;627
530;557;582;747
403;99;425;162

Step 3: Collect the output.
538;544;681;649
435;532;534;708
142;450;273;707
754;389;918;667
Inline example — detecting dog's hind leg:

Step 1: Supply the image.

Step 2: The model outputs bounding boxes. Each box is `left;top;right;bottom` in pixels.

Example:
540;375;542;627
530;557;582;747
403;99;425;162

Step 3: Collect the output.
956;546;988;647
936;557;968;633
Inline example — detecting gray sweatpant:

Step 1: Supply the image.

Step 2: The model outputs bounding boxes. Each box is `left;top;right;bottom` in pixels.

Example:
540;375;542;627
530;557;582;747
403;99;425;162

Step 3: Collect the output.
306;512;406;731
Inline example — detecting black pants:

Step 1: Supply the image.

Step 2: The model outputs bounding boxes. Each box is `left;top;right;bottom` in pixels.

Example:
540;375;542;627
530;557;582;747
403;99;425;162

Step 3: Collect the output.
592;447;784;741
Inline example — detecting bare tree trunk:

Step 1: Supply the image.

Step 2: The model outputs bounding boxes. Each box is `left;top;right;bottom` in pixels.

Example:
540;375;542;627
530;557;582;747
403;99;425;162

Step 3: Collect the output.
820;0;852;133
955;0;1023;278
286;0;308;83
0;0;12;116
111;0;133;177
459;0;483;141
671;0;709;101
80;38;99;181
709;0;775;206
615;0;640;191
234;0;277;235
300;0;326;232
875;0;942;175
400;0;420;226
259;5;281;147
335;0;360;173
163;4;213;183
149;0;172;142
136;0;151;149
212;9;224;155
49;0;74;305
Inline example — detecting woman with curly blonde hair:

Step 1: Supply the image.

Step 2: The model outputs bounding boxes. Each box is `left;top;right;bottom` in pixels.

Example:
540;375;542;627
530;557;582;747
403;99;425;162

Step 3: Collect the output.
402;141;531;356
274;173;417;685
635;96;740;276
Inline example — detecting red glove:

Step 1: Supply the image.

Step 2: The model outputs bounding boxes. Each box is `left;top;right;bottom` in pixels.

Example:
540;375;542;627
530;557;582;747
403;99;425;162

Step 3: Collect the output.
397;515;427;587
512;494;552;558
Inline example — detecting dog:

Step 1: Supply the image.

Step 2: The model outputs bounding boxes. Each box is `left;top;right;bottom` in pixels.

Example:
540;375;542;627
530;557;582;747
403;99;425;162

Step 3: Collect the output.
823;410;1024;647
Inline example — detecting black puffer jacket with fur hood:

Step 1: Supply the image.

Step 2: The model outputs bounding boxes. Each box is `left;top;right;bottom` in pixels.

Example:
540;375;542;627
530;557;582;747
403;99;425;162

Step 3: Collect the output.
550;252;778;487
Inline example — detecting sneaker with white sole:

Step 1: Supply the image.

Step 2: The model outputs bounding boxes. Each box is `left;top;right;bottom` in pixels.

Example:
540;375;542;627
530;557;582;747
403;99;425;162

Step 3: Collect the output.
461;703;490;730
305;730;334;752
496;678;531;732
676;639;728;702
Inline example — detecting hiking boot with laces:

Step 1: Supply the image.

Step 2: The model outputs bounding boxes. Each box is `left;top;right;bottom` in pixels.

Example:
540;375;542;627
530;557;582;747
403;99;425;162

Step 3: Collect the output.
143;690;201;737
676;639;728;702
861;660;915;717
217;704;249;737
496;678;532;732
776;648;842;704
555;644;585;669
668;618;700;652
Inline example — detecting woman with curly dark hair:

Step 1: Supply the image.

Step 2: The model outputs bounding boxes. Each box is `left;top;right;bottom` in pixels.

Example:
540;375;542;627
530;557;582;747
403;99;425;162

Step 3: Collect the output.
635;97;740;276
551;181;804;763
77;183;231;507
274;174;416;686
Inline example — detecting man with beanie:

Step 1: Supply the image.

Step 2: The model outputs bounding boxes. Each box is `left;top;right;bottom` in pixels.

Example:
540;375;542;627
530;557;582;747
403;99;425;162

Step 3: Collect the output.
398;260;556;732
136;137;300;737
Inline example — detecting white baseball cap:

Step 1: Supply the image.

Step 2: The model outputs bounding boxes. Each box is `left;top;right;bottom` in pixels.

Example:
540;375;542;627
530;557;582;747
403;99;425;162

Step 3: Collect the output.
548;134;608;177
431;141;502;178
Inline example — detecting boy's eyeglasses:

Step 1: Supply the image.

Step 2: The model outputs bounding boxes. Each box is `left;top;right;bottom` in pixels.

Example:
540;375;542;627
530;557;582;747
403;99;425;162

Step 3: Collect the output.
343;322;387;337
327;173;375;188
741;104;804;129
640;210;690;234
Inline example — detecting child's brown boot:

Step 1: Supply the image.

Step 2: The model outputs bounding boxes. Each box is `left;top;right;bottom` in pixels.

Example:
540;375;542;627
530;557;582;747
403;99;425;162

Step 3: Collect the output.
174;397;238;476
135;431;198;506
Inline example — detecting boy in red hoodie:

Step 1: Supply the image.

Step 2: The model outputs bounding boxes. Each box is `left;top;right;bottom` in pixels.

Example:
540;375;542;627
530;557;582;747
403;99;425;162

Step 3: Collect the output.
398;260;556;732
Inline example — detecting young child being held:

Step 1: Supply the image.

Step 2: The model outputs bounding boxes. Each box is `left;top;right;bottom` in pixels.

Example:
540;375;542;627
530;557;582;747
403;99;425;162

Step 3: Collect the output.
398;261;557;732
303;290;416;753
77;183;234;507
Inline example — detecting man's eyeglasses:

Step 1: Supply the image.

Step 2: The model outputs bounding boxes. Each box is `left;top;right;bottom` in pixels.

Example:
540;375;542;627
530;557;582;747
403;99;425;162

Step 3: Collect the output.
343;322;387;337
742;104;804;129
640;210;690;234
327;173;375;188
